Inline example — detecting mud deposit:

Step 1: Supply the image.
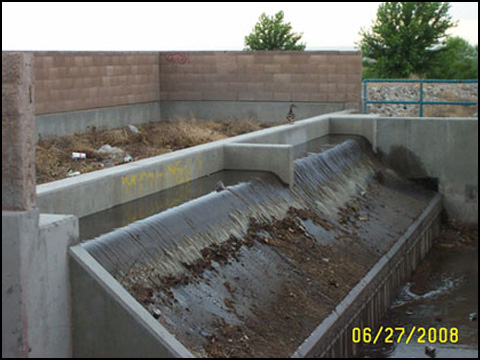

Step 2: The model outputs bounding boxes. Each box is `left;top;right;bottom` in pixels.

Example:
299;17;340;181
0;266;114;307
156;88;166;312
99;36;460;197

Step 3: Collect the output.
83;139;436;358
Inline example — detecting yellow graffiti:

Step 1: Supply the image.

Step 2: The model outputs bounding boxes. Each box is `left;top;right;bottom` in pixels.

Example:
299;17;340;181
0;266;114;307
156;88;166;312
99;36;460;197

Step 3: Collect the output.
121;153;203;200
121;178;201;227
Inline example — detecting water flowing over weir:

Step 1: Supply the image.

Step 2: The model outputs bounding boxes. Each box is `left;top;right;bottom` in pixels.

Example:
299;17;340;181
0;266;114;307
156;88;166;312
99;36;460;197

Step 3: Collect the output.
81;138;437;358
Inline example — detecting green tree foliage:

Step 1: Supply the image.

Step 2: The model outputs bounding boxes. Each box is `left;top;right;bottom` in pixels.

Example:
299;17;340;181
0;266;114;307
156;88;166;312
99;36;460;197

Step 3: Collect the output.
244;11;306;51
358;2;456;78
427;37;478;79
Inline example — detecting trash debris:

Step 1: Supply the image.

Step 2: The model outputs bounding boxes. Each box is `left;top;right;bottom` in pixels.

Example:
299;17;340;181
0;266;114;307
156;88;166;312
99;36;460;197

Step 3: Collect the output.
425;344;436;357
67;171;81;177
96;144;124;158
152;308;162;319
72;152;86;160
123;154;133;163
128;124;139;133
359;216;368;222
469;312;477;321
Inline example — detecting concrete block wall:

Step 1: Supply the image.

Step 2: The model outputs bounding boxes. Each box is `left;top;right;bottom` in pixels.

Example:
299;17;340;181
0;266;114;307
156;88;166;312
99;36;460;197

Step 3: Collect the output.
34;52;160;115
159;51;361;104
29;50;362;136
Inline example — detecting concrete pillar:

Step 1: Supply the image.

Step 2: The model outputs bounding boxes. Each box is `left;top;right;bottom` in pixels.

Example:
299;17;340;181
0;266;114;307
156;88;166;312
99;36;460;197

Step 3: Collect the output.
2;52;39;358
2;52;36;211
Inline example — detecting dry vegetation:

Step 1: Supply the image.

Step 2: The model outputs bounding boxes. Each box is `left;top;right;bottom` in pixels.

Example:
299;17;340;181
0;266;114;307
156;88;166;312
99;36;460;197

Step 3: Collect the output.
36;118;272;184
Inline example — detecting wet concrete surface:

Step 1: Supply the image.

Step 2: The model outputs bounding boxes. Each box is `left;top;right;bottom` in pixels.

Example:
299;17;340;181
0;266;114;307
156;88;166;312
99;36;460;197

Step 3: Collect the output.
82;138;439;357
358;223;478;358
80;135;363;241
79;170;272;241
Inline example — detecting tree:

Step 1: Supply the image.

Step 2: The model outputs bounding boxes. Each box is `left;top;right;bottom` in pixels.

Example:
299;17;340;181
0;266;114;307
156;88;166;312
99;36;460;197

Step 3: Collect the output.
426;37;478;79
358;2;456;78
244;11;306;51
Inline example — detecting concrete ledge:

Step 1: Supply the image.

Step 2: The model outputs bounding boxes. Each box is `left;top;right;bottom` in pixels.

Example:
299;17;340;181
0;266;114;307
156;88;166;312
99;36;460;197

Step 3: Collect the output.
69;246;194;358
224;143;294;186
292;194;443;358
37;143;225;218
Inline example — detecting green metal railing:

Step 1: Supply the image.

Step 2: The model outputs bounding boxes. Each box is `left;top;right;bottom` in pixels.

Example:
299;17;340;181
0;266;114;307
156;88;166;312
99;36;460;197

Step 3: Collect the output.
363;79;478;117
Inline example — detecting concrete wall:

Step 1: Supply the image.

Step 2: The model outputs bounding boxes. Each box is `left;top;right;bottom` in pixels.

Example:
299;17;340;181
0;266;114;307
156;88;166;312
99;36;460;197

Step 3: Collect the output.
69;246;193;358
36;114;333;218
34;52;160;115
2;210;39;358
330;115;478;225
28;50;362;137
35;113;478;225
27;214;78;357
160;100;348;123
2;52;80;359
293;195;442;357
2;52;39;358
2;52;36;211
159;51;361;103
35;102;160;138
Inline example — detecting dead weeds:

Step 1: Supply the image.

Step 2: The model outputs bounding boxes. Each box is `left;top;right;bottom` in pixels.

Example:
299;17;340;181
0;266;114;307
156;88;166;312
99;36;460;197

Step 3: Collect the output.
36;118;272;184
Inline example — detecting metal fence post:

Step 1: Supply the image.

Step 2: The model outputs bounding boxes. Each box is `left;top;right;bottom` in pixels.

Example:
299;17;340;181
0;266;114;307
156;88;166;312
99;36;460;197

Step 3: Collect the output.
363;80;368;114
419;80;424;117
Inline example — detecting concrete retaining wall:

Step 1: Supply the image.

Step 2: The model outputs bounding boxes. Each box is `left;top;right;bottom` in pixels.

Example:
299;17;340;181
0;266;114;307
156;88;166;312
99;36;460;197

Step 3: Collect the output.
159;100;352;123
28;50;362;137
293;194;442;357
67;192;442;358
69;246;193;358
36;113;477;225
36;101;160;138
36;113;333;218
330;115;478;225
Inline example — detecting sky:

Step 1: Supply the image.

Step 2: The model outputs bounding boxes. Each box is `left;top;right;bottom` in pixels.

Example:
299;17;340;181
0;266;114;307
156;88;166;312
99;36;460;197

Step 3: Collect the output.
2;2;478;51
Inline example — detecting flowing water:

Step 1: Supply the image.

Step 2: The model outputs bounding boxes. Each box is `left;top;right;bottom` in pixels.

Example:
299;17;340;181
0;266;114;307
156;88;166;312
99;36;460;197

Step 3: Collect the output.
358;228;478;359
81;137;438;357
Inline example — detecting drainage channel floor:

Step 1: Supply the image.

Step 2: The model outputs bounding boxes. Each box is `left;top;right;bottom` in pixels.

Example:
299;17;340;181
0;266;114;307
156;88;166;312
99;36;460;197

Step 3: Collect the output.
83;139;437;358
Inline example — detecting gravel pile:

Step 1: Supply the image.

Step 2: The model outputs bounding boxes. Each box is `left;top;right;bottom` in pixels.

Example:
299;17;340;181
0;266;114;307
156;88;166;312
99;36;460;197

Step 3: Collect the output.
364;82;478;117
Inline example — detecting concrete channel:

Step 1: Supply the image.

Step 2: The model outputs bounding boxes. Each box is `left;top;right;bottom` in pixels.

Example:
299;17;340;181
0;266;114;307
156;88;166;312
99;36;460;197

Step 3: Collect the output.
30;112;476;357
53;113;466;357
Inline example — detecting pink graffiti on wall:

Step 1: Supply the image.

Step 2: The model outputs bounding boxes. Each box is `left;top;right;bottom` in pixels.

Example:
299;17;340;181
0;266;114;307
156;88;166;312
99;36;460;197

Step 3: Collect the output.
163;52;190;65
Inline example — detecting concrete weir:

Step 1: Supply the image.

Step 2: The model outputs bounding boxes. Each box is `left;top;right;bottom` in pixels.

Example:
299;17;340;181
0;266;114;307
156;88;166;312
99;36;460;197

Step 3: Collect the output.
3;52;477;358
28;112;476;358
69;135;443;358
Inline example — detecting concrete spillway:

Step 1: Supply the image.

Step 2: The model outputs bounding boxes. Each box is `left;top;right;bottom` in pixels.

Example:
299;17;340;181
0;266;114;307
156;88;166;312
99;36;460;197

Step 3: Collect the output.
74;138;440;357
